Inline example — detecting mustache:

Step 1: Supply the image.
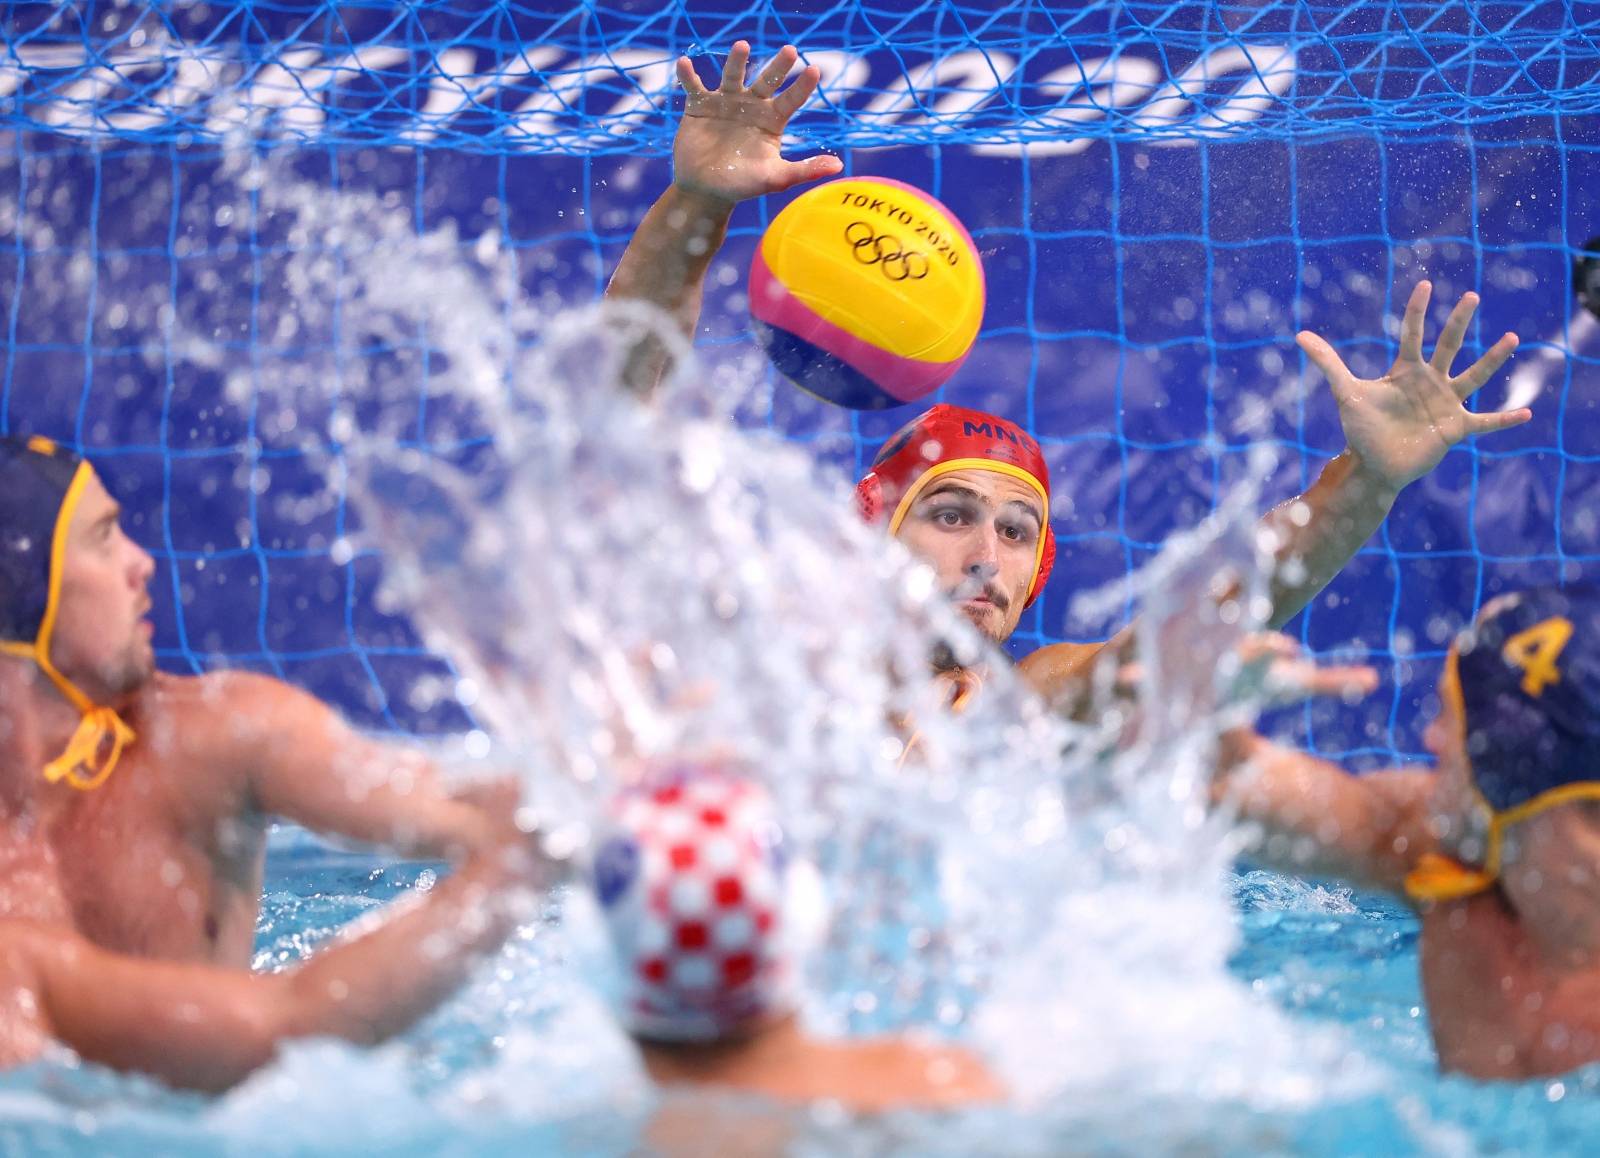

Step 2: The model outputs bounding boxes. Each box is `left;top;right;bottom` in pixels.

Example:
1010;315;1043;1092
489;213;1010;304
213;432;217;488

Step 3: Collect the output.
947;577;1010;612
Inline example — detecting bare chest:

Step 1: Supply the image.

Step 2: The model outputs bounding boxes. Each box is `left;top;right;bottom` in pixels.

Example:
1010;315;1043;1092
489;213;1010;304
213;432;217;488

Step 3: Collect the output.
45;747;267;965
0;832;73;927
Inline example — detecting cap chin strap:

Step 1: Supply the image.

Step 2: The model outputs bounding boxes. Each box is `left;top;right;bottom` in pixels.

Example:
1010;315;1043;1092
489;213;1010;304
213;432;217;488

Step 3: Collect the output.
0;636;134;792
41;706;135;791
0;460;135;792
1405;645;1498;903
1403;645;1600;903
1403;850;1499;903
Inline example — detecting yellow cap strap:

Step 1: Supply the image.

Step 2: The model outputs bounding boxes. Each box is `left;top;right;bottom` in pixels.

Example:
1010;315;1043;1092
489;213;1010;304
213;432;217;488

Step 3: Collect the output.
895;669;986;771
41;707;135;792
1414;646;1600;905
947;668;983;714
1403;850;1500;903
0;460;136;791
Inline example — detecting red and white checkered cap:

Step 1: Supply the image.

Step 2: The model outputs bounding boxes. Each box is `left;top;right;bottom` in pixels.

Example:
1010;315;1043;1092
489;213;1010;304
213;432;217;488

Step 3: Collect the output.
589;766;800;1042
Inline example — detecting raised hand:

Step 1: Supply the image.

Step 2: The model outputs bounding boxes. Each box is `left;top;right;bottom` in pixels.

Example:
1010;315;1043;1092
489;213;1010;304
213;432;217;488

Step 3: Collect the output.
1297;281;1527;490
672;41;843;204
1115;631;1379;708
1229;632;1379;707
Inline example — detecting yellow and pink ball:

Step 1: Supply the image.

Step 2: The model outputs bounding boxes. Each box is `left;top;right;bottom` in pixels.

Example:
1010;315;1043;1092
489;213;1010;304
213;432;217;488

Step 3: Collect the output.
749;177;986;410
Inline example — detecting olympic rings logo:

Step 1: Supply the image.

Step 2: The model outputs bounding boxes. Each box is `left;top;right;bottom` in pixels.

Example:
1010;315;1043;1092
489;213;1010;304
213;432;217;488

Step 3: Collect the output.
844;221;930;282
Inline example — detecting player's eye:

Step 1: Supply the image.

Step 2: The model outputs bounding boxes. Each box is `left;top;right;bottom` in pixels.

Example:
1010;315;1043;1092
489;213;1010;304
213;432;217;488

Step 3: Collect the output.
924;503;969;527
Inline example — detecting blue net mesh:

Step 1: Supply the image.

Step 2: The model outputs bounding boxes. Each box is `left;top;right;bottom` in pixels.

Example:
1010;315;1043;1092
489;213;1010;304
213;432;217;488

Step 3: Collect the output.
2;1;1598;765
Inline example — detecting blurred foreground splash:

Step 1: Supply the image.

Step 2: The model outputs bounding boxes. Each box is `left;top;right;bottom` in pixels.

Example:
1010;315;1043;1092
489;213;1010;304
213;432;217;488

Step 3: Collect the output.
0;163;1470;1156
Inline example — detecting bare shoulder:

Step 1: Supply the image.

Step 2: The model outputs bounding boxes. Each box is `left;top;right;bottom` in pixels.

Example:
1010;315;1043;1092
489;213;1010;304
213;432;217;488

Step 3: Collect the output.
154;669;298;708
138;670;328;780
148;670;321;733
1362;767;1440;809
826;1034;1002;1110
1016;639;1112;697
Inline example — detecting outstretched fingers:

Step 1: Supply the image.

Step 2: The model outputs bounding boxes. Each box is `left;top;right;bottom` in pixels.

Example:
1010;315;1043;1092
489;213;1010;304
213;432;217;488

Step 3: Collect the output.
1397;279;1431;363
772;63;824;120
1452;331;1520;399
676;56;708;97
1468;405;1533;436
1296;329;1352;386
1238;634;1380;703
748;44;798;98
719;40;750;92
772;152;844;191
1429;291;1479;376
1268;660;1380;702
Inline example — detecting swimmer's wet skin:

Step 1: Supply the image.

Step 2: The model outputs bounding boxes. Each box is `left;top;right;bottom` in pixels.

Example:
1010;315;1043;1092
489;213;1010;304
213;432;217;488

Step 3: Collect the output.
590;766;1002;1116
1217;584;1600;1080
605;38;1530;722
0;832;545;1092
0;434;518;962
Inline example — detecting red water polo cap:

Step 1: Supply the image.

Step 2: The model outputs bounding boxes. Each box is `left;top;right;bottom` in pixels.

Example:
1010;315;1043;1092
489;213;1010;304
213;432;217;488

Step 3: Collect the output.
855;404;1056;608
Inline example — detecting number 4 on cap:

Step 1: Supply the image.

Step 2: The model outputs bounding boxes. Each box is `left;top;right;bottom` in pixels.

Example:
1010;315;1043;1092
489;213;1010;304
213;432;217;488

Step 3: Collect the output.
1502;616;1574;698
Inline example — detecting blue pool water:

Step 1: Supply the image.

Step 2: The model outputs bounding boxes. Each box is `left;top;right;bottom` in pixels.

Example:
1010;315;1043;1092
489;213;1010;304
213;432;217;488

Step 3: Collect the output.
4;834;1597;1156
1228;872;1600;1156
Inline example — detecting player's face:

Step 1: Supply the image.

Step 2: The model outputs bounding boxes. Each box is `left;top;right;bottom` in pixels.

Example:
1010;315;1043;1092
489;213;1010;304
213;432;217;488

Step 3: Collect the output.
50;471;157;700
894;467;1043;645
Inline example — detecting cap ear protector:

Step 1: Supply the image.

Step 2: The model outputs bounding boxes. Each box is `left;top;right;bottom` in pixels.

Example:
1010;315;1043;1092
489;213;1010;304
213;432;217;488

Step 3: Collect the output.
855;405;1056;609
1030;526;1057;609
1404;584;1600;904
854;471;884;525
0;435;136;791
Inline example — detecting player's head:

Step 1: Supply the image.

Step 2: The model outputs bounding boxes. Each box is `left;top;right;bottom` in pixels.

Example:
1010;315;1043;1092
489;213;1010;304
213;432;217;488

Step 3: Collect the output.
588;767;808;1043
856;404;1055;644
0;435;150;789
1406;585;1600;903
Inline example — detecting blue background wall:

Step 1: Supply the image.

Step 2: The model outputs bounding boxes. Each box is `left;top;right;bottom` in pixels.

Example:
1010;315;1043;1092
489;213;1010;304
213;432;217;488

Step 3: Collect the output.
2;2;1597;765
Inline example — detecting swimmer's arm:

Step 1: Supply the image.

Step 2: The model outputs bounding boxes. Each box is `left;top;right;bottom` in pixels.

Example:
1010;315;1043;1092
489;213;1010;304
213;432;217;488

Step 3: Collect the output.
1528;972;1600;1077
223;673;514;860
604;42;839;394
605;183;733;393
1214;730;1437;894
1017;632;1128;720
1022;629;1376;730
1262;282;1524;629
641;1030;1002;1113
1257;450;1401;630
0;935;52;1070
7;849;529;1092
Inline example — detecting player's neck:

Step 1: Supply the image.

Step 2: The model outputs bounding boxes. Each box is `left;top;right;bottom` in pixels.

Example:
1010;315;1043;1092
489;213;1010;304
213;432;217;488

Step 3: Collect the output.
0;665;70;817
0;662;102;782
1502;826;1600;967
637;1014;807;1088
929;642;991;683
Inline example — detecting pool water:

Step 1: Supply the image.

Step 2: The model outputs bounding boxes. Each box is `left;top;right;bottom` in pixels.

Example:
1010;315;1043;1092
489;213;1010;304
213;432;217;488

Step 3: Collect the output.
4;833;1598;1157
1227;870;1600;1156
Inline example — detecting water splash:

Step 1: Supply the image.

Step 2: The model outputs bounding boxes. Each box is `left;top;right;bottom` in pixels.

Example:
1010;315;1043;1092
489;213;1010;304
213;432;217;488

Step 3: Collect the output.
226;167;1390;1136
0;156;1452;1153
